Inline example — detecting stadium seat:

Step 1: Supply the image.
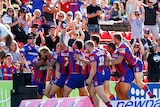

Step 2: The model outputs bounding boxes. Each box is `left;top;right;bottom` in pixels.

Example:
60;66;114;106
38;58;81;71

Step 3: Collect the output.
100;31;112;42
17;41;24;49
126;32;132;40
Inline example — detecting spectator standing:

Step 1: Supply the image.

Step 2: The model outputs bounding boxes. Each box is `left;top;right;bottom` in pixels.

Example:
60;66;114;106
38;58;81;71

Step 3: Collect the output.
147;41;160;82
43;0;59;27
29;24;45;46
87;0;101;34
0;53;17;80
45;25;59;51
144;0;159;41
18;8;31;35
129;8;145;40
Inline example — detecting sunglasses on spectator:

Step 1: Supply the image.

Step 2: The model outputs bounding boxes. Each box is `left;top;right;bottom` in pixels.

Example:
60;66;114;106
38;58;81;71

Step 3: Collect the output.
8;10;14;12
67;14;72;16
134;46;139;48
135;14;140;16
134;44;140;48
58;15;64;18
148;2;153;3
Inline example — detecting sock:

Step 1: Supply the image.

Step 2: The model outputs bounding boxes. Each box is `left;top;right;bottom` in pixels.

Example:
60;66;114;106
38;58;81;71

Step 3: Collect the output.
50;94;55;98
89;96;95;107
142;85;153;97
105;101;112;107
109;94;115;100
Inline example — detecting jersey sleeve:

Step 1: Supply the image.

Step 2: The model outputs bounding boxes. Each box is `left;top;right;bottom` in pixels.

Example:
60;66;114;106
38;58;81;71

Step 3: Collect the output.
52;52;58;61
118;45;126;57
89;54;96;63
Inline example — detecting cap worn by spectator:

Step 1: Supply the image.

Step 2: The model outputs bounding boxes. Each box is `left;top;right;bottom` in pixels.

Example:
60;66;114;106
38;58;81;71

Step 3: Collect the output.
49;25;56;29
134;9;140;14
134;42;140;48
27;33;36;39
32;24;39;28
5;53;12;58
148;0;154;3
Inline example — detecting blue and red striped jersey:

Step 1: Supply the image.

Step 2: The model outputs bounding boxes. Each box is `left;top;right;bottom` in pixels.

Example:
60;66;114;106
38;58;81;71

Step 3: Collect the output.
50;49;69;74
83;50;91;75
89;49;105;74
112;49;133;76
57;48;69;74
1;64;17;80
69;48;84;74
32;65;47;83
118;42;138;65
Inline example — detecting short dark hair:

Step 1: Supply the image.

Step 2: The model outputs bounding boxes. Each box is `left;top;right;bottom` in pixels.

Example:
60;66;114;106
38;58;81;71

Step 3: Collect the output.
113;33;122;41
91;35;100;44
107;42;116;51
74;39;84;50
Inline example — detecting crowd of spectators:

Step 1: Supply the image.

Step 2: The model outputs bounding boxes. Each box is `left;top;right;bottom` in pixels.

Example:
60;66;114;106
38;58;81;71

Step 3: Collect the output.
0;0;160;83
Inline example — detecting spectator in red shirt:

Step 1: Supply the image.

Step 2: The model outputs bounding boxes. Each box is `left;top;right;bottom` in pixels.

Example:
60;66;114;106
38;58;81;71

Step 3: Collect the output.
1;53;17;80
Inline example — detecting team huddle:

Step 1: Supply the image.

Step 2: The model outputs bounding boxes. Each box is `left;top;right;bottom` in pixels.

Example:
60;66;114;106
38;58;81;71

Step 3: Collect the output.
32;33;155;107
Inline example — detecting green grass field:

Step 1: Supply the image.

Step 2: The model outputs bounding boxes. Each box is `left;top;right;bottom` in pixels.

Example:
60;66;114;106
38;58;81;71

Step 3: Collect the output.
0;81;116;107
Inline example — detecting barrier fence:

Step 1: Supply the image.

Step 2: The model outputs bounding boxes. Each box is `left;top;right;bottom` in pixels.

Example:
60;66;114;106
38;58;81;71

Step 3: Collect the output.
0;81;160;107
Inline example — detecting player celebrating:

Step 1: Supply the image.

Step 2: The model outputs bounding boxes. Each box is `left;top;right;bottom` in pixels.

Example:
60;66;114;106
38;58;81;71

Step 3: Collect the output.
32;50;48;99
109;33;155;98
48;42;70;98
85;40;112;107
63;39;88;97
91;35;115;100
106;42;134;100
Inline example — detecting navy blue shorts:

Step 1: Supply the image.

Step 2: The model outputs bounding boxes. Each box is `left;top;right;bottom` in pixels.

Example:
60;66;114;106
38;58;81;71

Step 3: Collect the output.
104;69;111;81
93;72;106;87
120;70;134;83
54;74;68;88
65;74;85;89
32;81;46;95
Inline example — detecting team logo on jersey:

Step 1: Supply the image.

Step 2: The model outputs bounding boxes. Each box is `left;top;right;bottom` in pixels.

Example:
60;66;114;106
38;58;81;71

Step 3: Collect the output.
53;53;58;59
89;56;95;61
119;48;125;54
